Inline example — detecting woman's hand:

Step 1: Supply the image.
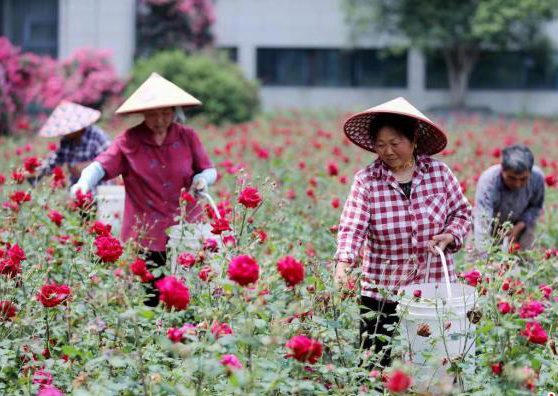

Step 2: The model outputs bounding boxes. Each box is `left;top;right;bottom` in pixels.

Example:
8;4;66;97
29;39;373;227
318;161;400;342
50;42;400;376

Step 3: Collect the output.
427;233;455;254
334;261;349;286
192;177;208;197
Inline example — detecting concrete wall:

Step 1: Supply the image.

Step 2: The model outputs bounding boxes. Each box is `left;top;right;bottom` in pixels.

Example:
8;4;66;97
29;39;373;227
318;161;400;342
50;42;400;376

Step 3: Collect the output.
58;0;136;76
214;0;558;116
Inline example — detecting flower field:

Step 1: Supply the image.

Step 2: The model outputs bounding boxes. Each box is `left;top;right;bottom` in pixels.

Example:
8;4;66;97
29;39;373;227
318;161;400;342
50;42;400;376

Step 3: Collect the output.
1;111;558;395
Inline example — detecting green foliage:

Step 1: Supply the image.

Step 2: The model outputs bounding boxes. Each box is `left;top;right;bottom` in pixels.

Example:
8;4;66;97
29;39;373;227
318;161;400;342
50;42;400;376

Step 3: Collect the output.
128;50;260;125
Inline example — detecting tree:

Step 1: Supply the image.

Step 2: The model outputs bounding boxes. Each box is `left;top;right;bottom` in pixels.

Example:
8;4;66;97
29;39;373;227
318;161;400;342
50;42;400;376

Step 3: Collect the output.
136;0;215;58
343;0;558;107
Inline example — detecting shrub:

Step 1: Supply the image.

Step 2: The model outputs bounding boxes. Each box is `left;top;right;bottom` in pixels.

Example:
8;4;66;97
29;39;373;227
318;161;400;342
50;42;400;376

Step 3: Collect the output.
127;50;260;125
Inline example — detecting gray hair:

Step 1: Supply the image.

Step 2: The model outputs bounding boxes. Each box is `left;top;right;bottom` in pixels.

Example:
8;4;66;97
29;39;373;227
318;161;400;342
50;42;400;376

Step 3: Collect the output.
174;106;187;123
502;144;534;173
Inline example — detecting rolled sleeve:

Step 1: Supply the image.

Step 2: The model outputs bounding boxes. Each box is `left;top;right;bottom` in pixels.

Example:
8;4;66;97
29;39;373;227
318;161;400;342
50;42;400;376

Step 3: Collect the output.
95;138;125;180
443;166;472;253
334;174;371;264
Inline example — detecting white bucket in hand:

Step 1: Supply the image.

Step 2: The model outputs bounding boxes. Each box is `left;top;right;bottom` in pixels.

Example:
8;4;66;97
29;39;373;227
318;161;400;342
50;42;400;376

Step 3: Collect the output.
167;223;214;273
96;185;125;236
396;247;477;392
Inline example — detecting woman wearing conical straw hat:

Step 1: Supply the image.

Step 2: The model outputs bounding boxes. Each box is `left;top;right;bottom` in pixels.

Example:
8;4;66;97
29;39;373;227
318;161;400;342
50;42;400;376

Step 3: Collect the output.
334;97;472;369
37;101;111;185
72;72;217;306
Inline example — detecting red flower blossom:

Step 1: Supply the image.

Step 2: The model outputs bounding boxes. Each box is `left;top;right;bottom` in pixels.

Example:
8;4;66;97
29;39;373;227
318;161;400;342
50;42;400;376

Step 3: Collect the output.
198;265;213;282
220;354;243;371
32;369;53;386
89;221;112;237
11;170;25;184
491;362;503;376
330;198;340;209
37;386;64;396
37;283;71;308
277;256;305;287
520;321;548;345
72;190;93;210
539;284;552;299
203;238;219;252
0;173;5;185
238;186;262;208
47;210;64;226
327;161;339;176
130;259;154;283
166;327;184;343
0;300;16;320
384;370;411;393
228;255;259;286
497;301;511;314
94;236;122;263
520;300;545;319
177;252;196;269
545;174;558;187
462;270;482;287
155;276;190;311
285;335;323;364
211;321;233;338
180;191;195;204
413;289;422;298
253;229;267;243
23;156;41;174
51;167;66;189
9;190;31;204
211;217;231;235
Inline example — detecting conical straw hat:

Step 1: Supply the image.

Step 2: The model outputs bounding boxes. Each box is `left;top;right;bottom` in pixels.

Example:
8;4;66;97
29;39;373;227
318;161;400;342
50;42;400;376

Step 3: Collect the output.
115;72;201;115
39;101;101;138
343;97;447;156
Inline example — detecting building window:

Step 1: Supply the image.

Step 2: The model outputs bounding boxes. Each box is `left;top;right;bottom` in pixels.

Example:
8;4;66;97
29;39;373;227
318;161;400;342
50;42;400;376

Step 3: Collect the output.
1;0;59;57
426;50;558;90
257;48;407;87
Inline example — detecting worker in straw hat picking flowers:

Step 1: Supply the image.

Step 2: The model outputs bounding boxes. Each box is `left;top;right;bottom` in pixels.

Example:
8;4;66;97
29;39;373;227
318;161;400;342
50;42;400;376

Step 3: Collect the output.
36;101;111;185
334;97;472;369
71;72;217;306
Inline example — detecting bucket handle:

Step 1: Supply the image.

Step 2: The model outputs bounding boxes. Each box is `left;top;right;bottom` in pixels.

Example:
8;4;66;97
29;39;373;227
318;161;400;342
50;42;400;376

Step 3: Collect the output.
197;191;221;220
425;246;453;300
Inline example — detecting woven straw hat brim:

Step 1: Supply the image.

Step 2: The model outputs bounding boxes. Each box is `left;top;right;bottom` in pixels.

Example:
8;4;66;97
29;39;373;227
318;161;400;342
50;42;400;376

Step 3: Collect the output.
39;101;101;138
116;72;202;115
343;98;447;156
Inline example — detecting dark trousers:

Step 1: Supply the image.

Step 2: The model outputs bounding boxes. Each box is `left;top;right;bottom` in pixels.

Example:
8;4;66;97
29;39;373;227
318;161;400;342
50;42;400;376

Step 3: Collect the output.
143;251;167;307
360;296;399;369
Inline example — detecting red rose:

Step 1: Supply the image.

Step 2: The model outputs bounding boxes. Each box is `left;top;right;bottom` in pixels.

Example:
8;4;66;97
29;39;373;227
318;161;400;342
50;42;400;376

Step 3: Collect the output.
198;266;213;282
520;300;545;319
277;256;305;287
211;217;231;235
497;301;511;314
52;167;66;189
166;327;184;343
413;289;422;298
37;385;64;396
23;157;41;174
228;255;259;286
130;259;154;283
521;321;548;345
384;370;412;393
8;244;26;263
0;258;21;278
220;354;243;371
462;270;482;287
155;276;190;311
11;171;25;184
253;229;267;244
327;161;339;176
491;362;503;376
73;190;93;210
37;283;71;308
89;221;112;237
539;284;552;299
9;190;31;204
0;173;5;185
180;191;195;204
177;252;196;269
285;335;323;364
211;321;233;338
203;238;219;252
94;236;123;263
330;198;340;209
32;369;53;386
0;300;16;320
545;174;558;187
48;210;64;226
238;187;262;209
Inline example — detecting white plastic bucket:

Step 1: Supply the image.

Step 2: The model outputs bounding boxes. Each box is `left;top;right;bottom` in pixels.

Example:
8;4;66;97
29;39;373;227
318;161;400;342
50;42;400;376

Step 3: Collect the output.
396;247;477;392
167;223;214;273
96;185;125;236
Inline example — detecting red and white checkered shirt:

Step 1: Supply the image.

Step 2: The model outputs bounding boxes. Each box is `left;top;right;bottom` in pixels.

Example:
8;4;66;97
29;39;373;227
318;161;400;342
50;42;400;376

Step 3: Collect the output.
335;155;472;301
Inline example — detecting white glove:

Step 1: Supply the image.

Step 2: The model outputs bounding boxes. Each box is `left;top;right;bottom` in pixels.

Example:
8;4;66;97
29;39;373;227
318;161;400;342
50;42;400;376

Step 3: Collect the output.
192;168;217;196
70;161;106;198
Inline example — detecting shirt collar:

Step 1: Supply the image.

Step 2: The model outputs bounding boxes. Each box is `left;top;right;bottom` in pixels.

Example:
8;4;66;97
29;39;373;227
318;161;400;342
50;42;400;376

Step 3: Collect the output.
371;155;431;181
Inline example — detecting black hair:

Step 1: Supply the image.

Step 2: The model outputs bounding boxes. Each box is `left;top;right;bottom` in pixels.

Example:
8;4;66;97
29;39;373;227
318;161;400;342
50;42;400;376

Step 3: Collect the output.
502;144;534;173
369;113;417;144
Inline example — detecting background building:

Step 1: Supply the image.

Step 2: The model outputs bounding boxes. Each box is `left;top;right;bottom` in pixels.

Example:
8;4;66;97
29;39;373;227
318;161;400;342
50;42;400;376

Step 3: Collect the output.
2;0;558;115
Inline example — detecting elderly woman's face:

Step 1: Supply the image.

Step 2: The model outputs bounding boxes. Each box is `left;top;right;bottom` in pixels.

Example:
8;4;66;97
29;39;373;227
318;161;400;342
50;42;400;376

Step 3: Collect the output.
143;107;174;134
374;127;414;170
